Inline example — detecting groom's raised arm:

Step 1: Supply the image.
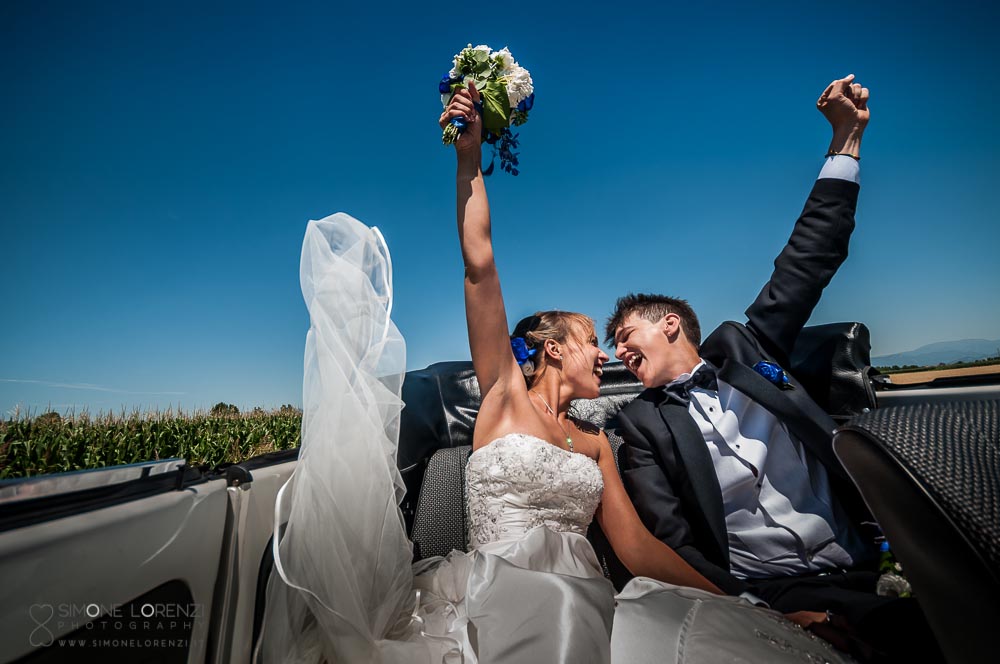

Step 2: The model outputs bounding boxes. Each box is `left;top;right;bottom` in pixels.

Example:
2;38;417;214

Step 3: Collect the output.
745;75;870;360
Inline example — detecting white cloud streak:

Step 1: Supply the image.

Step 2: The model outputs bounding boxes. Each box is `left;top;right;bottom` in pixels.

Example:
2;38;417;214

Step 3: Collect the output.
0;378;185;396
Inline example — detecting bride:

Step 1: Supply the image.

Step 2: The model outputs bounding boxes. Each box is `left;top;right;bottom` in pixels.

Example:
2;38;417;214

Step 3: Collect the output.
255;87;851;664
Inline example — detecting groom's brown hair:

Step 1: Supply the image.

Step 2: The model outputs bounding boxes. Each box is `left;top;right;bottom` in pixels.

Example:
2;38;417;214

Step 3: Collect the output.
604;294;702;350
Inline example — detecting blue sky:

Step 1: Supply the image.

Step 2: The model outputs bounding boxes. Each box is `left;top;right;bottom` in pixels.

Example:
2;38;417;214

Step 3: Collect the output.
2;0;998;415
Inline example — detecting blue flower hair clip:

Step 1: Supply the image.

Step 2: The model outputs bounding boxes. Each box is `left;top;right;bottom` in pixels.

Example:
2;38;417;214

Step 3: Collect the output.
510;337;537;366
752;360;794;390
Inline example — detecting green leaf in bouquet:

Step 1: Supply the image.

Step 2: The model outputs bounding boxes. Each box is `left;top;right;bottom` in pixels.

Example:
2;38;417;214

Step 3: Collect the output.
471;48;490;71
479;80;511;135
457;47;492;78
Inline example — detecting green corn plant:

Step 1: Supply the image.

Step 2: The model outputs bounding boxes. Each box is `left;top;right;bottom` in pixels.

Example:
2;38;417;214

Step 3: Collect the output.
0;406;303;479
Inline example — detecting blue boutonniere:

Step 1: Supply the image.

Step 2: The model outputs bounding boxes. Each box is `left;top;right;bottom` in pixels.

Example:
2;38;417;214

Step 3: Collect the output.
510;337;537;365
752;361;794;390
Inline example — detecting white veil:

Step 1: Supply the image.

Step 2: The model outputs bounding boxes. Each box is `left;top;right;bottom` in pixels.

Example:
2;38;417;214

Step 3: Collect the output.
256;213;440;663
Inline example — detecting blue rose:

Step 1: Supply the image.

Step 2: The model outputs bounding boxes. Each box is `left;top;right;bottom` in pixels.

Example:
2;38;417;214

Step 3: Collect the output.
516;93;535;112
752;361;793;389
510;337;537;365
439;75;453;94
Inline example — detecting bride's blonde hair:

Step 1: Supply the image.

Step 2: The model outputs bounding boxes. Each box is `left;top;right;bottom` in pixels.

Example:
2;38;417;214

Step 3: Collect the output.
511;311;595;387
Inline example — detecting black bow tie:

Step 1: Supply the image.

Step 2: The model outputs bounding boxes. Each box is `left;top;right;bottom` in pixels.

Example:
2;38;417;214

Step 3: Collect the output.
664;364;718;406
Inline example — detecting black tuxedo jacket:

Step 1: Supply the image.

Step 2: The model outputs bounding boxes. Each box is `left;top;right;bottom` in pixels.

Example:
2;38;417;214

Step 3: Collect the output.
616;177;873;595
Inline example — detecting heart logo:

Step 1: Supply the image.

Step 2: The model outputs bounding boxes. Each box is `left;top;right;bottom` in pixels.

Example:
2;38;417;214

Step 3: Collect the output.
29;604;55;647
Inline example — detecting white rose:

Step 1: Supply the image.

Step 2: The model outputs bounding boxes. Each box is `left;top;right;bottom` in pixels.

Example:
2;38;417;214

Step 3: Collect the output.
505;65;534;108
494;47;515;72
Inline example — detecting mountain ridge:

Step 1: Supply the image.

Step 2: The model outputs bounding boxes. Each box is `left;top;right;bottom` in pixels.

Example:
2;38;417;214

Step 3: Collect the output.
873;338;1000;367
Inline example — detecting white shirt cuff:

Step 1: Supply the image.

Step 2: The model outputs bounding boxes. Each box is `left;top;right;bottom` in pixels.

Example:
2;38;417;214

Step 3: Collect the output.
817;155;860;184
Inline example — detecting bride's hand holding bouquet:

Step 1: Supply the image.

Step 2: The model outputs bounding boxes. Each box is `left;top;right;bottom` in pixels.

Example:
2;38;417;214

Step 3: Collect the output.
439;83;483;162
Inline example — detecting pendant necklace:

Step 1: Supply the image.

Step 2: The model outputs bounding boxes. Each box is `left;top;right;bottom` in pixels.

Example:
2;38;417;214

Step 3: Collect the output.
529;391;574;452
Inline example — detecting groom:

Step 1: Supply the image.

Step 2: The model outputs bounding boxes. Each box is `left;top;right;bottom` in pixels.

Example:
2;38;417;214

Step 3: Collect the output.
607;75;940;661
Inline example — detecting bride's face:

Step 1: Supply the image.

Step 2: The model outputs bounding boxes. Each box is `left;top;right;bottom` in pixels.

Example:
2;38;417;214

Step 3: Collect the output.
560;323;609;399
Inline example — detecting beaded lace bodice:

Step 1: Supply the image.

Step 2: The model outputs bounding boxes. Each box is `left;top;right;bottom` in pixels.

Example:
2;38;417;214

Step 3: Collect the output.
466;433;605;548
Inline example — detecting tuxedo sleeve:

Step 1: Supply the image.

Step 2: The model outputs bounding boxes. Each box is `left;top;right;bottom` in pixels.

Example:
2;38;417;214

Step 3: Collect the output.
616;409;749;596
745;177;860;360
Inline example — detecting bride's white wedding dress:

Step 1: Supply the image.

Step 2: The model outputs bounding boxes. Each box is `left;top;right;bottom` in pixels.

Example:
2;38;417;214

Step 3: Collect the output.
255;214;851;664
409;433;614;662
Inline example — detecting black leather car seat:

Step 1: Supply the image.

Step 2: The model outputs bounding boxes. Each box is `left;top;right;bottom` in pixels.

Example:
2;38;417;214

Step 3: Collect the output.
834;400;1000;663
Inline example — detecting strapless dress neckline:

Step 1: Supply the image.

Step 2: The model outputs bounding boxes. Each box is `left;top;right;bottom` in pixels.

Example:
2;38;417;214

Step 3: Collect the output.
470;431;600;469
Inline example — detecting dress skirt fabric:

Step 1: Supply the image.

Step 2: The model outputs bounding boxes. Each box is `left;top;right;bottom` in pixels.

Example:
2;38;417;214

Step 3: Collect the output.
411;527;850;664
413;526;615;664
611;578;851;664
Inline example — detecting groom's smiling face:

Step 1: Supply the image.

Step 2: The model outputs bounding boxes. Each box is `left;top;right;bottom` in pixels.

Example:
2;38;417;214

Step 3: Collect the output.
613;314;677;388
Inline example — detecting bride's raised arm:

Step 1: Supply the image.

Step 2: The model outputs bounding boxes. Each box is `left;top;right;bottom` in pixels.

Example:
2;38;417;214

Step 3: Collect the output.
440;83;520;398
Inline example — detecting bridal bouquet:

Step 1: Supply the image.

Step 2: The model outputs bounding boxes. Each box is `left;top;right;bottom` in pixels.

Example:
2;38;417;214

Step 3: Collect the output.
439;44;534;175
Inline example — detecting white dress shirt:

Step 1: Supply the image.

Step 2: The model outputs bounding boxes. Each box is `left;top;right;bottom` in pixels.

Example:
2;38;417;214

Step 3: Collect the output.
670;361;864;579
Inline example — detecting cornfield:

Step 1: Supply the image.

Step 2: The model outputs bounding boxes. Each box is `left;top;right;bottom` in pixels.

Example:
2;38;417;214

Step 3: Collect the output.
0;408;302;480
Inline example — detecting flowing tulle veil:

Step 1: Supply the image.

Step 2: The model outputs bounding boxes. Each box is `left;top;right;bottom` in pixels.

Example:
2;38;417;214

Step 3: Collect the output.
255;214;444;663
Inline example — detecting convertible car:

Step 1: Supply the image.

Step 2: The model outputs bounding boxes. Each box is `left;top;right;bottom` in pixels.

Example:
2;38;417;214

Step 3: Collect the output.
1;322;997;663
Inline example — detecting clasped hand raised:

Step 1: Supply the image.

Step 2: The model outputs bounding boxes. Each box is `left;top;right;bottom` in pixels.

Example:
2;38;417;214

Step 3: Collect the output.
439;82;483;154
817;74;870;133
